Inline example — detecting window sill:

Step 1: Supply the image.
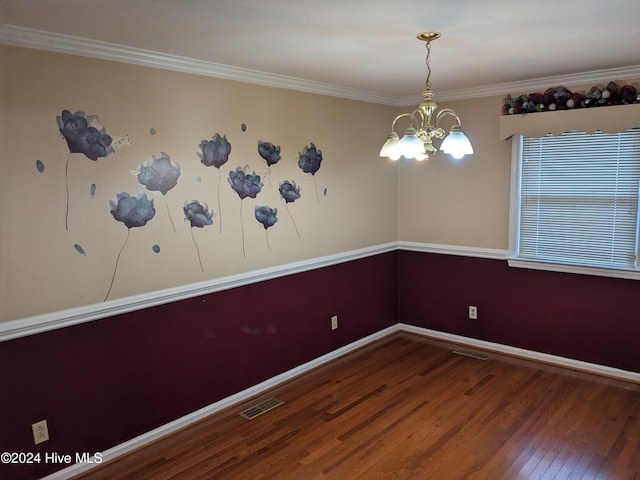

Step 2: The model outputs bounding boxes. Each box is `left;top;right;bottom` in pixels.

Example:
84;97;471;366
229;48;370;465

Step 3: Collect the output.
507;257;640;281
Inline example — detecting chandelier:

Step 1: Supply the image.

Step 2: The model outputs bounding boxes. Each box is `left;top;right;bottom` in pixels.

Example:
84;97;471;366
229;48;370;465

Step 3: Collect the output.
379;32;473;161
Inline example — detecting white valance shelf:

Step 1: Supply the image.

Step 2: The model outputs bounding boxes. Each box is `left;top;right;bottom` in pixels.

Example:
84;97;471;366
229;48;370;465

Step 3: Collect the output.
499;103;640;139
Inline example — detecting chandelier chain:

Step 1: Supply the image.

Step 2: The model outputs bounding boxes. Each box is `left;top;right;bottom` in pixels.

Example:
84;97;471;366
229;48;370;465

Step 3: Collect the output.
378;32;473;161
424;41;432;89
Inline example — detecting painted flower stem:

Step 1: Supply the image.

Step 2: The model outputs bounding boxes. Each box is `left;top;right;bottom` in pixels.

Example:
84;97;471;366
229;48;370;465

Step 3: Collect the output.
164;196;176;233
183;200;213;271
191;228;204;272
104;228;130;301
64;153;71;231
217;169;222;234
287;203;301;238
240;200;246;257
313;177;320;205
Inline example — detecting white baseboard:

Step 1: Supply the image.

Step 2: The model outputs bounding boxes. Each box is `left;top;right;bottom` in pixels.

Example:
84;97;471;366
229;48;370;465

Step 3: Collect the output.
398;323;640;383
42;322;639;479
40;325;400;480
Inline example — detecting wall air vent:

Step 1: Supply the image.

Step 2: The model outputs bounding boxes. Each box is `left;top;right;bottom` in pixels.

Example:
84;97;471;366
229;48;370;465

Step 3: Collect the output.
452;349;490;360
239;397;284;420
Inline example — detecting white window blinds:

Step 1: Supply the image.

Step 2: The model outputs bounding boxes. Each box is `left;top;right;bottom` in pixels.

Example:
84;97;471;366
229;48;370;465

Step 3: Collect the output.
517;128;640;270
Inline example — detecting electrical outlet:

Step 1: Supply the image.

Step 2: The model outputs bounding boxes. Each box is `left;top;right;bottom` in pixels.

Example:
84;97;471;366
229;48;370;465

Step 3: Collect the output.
32;420;49;445
331;315;338;330
468;305;478;320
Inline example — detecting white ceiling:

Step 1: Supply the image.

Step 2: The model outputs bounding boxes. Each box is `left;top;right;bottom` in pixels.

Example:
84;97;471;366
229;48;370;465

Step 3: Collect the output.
2;0;640;104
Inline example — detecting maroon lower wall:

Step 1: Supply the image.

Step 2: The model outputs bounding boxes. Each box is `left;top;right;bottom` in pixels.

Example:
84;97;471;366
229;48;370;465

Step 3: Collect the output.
398;250;640;373
0;252;398;480
5;249;640;479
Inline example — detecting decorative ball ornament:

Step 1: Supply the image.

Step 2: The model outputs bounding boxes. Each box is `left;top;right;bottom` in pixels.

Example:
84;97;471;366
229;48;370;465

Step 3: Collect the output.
503;81;639;115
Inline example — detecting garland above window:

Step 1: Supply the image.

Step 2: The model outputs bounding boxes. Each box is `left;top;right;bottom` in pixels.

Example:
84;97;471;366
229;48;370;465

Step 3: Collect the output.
502;81;640;116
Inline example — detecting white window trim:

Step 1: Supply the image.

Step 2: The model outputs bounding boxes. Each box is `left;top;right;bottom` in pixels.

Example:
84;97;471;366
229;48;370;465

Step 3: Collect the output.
507;134;640;281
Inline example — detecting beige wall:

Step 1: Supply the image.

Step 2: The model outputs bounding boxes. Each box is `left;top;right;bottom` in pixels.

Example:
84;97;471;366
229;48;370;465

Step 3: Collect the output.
397;94;512;248
397;79;640;249
3;44;636;323
0;46;398;322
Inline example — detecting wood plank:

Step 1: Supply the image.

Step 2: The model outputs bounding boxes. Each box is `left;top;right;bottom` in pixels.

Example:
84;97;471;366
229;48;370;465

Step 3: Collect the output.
71;333;640;480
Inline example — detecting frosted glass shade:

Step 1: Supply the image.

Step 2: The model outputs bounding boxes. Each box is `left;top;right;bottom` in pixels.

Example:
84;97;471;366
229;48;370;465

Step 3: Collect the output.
397;127;425;159
440;130;473;160
379;132;400;160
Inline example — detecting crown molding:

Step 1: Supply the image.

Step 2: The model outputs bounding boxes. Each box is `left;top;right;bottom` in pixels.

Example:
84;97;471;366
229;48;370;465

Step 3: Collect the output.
399;65;640;106
0;24;397;106
3;24;640;107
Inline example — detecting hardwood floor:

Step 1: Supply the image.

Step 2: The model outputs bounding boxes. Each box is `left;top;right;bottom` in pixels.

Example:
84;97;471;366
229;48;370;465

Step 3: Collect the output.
73;333;640;479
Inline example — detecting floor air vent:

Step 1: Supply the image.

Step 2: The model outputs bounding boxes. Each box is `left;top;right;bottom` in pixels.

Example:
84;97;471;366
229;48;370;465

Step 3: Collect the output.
452;349;490;360
239;397;284;420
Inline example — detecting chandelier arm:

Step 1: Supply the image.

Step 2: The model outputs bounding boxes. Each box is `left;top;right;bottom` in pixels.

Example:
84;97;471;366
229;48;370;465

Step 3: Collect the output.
390;110;425;134
434;108;463;129
410;109;425;128
390;112;413;133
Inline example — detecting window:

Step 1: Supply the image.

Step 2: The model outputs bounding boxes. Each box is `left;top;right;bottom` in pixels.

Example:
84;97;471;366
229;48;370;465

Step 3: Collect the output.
509;128;640;278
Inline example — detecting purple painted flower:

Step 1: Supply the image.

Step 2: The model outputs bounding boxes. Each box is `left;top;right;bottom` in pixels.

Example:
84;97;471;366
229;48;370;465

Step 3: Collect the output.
184;200;214;228
255;205;278;249
297;142;322;175
109;192;156;228
135;152;181;232
105;192;156;301
279;181;301;237
57;110;130;231
228;167;263;199
137;152;181;195
199;134;231;234
184;200;213;272
258;140;281;167
228;167;263;257
279;180;301;203
199;134;231;169
56;110;113;161
255;206;278;230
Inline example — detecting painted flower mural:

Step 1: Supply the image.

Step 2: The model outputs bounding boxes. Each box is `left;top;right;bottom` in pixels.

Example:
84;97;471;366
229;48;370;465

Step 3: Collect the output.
255;205;278;249
57;109;129;231
135;152;182;232
184;200;214;271
110;192;156;228
199;134;232;168
137;152;181;195
258;140;281;187
184;201;214;228
279;180;301;237
279;180;301;203
255;206;278;229
57;110;114;160
229;166;263;256
228;167;263;200
199;133;231;233
258;141;281;167
105;192;156;301
297;142;323;204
